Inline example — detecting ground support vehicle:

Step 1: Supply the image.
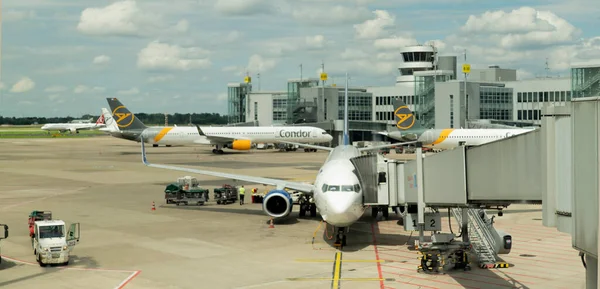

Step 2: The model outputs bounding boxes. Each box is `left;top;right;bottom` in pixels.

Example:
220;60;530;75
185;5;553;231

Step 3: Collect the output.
164;176;209;206
0;224;8;264
31;219;80;266
297;194;317;217
214;184;238;204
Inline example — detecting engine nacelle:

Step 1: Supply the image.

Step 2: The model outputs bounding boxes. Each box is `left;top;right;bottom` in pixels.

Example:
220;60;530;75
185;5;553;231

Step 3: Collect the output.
225;139;252;150
69;128;78;133
262;189;293;219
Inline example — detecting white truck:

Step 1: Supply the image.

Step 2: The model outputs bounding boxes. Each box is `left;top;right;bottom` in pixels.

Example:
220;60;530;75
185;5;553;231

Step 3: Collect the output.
0;224;8;264
32;220;80;266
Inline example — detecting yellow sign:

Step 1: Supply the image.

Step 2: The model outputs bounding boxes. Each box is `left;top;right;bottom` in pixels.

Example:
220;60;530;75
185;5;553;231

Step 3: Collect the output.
244;76;251;83
394;105;415;130
462;64;471;74
320;72;328;81
112;106;135;128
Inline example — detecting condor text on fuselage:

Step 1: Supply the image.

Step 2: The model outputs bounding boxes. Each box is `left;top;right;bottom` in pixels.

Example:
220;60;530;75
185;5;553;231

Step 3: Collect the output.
278;129;312;138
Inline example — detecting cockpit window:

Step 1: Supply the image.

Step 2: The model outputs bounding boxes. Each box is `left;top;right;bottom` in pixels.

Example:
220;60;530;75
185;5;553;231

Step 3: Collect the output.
341;185;354;192
322;184;359;193
327;185;340;191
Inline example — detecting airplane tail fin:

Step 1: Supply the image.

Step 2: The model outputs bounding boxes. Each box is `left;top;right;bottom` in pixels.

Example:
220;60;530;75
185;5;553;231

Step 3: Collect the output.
100;108;120;132
95;114;105;125
106;98;147;131
393;98;421;132
342;72;350;145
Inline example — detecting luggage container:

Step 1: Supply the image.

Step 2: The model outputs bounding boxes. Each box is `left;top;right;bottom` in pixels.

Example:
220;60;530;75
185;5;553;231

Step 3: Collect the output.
214;184;238;205
164;176;210;206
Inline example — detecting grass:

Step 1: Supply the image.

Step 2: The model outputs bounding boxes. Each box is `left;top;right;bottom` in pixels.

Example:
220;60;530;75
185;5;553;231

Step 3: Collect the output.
0;126;106;138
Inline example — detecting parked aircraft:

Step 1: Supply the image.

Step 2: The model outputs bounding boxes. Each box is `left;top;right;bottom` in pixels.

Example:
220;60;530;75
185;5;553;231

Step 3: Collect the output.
139;74;413;246
41;115;105;134
377;99;536;150
104;98;333;154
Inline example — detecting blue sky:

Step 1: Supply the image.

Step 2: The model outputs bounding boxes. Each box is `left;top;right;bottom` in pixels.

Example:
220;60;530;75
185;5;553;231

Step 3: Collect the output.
1;0;599;117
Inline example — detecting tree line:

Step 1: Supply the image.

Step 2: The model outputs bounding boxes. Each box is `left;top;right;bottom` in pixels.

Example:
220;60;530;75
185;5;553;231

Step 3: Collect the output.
0;112;229;126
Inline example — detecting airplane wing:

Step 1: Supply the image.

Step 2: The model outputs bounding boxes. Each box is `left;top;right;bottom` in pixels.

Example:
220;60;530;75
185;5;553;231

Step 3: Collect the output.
357;141;417;152
195;124;251;143
140;137;315;194
275;140;334;151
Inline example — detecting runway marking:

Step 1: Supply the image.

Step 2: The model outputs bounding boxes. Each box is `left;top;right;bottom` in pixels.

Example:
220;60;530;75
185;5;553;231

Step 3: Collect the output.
0;254;141;289
371;222;385;289
332;251;342;289
296;259;389;263
287;277;391;282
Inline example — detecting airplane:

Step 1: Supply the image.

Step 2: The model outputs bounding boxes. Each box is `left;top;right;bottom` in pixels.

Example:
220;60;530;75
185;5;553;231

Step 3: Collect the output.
104;98;333;154
41;115;105;134
377;99;537;150
139;74;414;246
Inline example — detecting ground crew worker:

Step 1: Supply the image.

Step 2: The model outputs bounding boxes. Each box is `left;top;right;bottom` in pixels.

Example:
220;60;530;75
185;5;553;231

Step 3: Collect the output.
239;185;245;205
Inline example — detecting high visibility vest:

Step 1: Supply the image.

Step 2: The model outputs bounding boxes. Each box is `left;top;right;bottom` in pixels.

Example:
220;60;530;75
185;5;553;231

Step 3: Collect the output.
239;187;245;194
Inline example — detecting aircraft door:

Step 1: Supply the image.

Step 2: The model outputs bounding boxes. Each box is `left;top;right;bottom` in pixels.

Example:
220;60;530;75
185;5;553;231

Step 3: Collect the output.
67;223;80;249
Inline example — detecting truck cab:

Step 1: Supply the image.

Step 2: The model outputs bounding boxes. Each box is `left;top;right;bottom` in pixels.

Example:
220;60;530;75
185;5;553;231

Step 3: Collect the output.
32;220;79;266
0;224;8;264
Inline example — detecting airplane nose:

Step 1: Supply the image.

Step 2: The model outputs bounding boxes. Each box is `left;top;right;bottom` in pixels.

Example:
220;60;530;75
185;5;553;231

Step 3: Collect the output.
325;134;333;142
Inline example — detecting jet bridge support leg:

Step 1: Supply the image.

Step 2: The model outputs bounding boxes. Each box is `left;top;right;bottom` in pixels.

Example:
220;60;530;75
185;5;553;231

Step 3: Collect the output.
461;208;469;243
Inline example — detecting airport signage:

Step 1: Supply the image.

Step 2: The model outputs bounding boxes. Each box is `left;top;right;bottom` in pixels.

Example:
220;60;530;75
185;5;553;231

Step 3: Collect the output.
279;130;311;138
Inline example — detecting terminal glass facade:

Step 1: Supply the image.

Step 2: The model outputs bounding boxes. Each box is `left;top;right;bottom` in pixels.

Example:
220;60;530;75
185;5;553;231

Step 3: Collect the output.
287;79;319;124
572;66;600;98
272;93;288;124
227;83;251;124
337;90;373;121
479;86;513;120
414;74;451;129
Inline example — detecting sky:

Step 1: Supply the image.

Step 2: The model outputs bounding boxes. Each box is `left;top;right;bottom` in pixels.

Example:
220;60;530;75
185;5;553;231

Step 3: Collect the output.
1;0;599;117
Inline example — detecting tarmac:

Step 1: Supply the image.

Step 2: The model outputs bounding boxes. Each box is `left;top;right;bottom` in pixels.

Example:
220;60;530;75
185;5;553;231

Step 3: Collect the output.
0;136;586;289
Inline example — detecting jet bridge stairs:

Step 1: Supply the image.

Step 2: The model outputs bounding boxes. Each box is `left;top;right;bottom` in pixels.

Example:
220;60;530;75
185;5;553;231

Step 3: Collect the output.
350;129;542;271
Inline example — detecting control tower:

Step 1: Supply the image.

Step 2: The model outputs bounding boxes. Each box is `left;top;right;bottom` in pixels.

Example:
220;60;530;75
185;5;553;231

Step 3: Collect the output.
396;45;437;86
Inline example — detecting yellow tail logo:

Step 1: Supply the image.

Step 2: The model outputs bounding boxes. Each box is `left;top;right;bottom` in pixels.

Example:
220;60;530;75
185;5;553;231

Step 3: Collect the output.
112;105;135;128
394;105;415;129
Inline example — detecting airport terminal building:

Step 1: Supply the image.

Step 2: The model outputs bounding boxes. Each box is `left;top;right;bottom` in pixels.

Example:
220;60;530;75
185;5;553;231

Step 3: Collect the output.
225;45;600;145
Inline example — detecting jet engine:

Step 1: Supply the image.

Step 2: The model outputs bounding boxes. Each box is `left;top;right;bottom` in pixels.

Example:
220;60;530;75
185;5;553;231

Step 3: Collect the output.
226;139;252;150
69;128;78;133
262;189;294;219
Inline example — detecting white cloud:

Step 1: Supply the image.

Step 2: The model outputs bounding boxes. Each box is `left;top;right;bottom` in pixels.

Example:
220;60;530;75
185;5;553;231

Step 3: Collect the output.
93;55;111;65
373;36;418;50
174;19;189;33
45;85;68;93
10;77;35;93
291;5;372;26
77;0;162;36
137;41;211;71
147;75;175;83
214;0;274;15
4;10;36;21
117;87;140;95
247;54;277;72
354;10;395;39
258;35;332;57
73;85;106;94
459;7;580;49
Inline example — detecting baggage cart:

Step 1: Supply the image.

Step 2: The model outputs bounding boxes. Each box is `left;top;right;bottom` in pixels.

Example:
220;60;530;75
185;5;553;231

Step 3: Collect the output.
214;184;238;205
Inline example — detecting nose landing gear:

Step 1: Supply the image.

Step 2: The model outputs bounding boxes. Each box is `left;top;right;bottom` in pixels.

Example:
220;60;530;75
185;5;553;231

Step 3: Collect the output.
334;227;347;247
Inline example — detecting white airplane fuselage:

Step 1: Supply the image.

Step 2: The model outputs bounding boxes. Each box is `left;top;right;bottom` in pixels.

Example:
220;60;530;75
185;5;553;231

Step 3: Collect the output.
311;145;365;227
387;128;536;150
139;126;332;146
41;123;104;132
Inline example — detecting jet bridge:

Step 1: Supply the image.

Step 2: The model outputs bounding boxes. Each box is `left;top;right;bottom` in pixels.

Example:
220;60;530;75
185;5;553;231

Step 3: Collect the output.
351;129;542;270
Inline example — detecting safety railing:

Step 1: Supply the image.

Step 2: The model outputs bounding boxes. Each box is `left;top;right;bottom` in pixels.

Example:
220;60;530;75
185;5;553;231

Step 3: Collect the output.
451;208;498;265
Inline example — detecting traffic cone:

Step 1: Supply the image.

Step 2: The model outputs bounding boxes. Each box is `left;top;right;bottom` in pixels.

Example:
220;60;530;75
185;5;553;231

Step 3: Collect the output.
269;218;274;228
151;201;156;211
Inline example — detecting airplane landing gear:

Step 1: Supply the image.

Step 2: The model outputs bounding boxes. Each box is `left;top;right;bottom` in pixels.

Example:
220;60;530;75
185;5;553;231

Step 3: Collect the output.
212;145;224;154
334;227;347;247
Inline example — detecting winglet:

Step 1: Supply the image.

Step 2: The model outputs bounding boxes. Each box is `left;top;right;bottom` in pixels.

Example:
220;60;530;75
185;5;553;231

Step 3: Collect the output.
195;124;205;136
140;136;149;165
